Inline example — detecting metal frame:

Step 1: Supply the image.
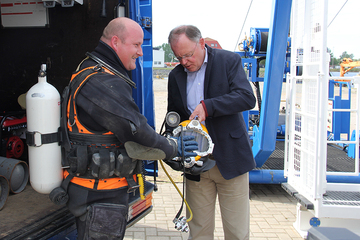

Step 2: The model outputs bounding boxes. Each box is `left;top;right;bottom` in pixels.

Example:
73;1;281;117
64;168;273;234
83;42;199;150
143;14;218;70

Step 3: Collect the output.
251;0;292;167
285;0;360;237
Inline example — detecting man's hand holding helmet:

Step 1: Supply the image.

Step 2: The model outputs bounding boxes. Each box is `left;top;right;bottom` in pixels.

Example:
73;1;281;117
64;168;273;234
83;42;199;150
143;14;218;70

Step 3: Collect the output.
164;135;198;171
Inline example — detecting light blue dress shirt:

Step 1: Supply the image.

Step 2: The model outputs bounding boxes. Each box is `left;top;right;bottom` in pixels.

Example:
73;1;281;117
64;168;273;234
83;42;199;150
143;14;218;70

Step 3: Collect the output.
185;47;208;115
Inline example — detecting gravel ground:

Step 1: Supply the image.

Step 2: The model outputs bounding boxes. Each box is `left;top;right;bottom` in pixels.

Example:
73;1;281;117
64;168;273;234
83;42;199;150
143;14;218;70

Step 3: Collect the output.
153;68;172;80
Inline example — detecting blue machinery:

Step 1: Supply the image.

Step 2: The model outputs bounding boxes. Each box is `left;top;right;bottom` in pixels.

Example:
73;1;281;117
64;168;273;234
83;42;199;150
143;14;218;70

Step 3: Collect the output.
132;0;294;184
237;0;292;184
238;0;360;184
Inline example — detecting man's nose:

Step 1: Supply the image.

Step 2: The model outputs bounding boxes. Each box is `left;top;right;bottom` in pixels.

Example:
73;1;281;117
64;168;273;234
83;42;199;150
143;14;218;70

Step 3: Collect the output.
180;58;188;64
138;47;143;56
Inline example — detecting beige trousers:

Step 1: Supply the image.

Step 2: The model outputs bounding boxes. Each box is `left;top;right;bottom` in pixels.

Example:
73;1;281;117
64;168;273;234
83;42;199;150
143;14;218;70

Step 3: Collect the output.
186;165;250;240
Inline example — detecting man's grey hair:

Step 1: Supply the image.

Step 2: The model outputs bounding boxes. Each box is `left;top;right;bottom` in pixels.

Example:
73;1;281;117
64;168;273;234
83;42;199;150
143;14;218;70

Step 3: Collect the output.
168;25;202;45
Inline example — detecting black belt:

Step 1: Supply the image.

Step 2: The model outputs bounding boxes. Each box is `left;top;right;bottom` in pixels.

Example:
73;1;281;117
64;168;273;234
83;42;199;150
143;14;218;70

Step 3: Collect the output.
26;129;60;147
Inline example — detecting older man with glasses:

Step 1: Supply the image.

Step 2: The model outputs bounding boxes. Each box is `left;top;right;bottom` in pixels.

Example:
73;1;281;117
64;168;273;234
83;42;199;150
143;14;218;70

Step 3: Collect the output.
165;25;257;240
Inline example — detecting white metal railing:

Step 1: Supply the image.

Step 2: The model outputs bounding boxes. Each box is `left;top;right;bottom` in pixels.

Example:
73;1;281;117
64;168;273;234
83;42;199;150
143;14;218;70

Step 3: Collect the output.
285;0;360;220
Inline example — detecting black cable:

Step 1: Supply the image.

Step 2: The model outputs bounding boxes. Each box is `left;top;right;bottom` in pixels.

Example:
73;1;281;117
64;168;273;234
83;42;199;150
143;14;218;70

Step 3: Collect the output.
85;52;136;88
252;81;262;126
159;118;166;136
153;161;158;191
175;126;186;220
159;115;186;220
155;115;166;192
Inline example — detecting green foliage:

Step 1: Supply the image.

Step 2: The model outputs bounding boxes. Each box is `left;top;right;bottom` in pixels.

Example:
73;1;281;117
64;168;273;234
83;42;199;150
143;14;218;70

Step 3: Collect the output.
328;49;359;68
154;43;178;62
155;44;358;69
339;51;354;60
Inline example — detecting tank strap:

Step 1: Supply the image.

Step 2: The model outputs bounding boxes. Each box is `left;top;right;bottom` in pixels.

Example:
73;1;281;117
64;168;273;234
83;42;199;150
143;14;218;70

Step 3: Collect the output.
26;129;61;147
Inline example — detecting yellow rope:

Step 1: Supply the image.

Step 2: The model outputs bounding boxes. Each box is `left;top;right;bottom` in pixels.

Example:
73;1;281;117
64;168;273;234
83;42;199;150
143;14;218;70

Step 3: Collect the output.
137;173;145;200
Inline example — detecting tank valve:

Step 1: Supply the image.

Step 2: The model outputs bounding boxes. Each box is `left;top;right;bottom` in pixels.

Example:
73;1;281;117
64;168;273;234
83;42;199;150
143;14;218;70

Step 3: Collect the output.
39;64;47;77
173;216;189;232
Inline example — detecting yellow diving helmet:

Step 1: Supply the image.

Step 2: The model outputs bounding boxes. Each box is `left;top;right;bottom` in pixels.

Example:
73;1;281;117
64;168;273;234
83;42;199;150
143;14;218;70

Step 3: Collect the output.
166;112;216;173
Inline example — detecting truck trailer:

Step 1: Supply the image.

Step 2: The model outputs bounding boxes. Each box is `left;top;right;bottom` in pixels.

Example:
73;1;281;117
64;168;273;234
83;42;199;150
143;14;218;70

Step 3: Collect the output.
0;0;156;238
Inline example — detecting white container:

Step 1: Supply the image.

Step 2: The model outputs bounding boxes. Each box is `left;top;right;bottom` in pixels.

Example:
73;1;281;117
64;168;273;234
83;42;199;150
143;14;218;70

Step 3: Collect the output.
26;64;62;194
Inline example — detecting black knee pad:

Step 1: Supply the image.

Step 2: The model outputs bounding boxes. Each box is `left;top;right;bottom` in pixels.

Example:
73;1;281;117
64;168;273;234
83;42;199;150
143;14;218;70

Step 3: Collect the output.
84;203;128;240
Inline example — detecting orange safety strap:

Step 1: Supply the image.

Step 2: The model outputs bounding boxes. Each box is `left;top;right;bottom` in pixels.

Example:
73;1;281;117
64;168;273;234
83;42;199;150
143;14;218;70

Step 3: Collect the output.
64;170;136;190
67;66;114;135
64;66;137;190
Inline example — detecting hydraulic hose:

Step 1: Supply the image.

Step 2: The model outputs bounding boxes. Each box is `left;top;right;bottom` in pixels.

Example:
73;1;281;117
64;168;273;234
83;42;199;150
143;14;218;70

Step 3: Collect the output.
159;160;193;222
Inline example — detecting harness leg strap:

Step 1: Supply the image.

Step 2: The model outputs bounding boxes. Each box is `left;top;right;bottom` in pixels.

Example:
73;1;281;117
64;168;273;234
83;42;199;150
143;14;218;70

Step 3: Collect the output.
126;176;140;193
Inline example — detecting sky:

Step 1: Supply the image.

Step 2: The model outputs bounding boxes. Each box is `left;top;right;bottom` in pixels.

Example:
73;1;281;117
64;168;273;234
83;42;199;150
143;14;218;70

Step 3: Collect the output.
152;0;359;59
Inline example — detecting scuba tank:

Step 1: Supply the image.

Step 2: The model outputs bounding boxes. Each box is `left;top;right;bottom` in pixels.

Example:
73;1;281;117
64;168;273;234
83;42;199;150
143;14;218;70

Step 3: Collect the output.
26;64;62;194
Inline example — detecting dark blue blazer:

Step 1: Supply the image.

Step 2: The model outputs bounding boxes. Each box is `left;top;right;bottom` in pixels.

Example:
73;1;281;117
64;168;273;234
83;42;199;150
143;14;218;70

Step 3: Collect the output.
167;45;256;180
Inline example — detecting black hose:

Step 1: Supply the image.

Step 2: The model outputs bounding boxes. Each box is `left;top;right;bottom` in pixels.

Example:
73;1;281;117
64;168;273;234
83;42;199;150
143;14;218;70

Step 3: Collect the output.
100;0;107;18
252;81;262;126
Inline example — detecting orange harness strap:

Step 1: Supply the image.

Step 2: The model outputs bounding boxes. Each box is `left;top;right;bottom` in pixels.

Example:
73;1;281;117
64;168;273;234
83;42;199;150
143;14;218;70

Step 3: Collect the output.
64;66;137;191
67;67;113;135
63;170;136;190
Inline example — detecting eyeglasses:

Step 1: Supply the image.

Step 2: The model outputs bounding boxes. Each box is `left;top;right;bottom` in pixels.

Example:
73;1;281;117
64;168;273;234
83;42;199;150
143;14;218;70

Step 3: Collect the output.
176;43;198;61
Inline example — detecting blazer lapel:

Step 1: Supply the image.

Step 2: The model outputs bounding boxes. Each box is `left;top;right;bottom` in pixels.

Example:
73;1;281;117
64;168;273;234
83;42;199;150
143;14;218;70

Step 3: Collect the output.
204;45;214;99
175;69;191;115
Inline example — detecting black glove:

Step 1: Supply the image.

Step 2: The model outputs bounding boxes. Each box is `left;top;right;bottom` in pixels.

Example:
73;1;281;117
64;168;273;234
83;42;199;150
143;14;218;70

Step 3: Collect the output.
163;159;183;171
184;157;216;175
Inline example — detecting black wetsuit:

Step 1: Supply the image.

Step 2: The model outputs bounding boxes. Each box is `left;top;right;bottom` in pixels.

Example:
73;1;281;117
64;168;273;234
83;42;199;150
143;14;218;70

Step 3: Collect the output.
66;41;176;240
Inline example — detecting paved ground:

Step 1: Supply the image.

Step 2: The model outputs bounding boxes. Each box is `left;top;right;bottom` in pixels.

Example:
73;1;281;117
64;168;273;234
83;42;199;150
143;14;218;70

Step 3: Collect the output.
122;78;303;240
124;181;302;240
